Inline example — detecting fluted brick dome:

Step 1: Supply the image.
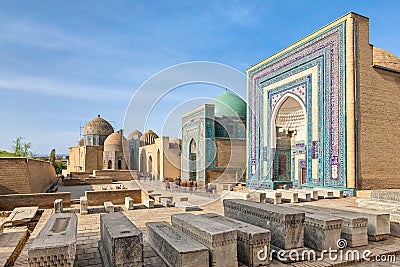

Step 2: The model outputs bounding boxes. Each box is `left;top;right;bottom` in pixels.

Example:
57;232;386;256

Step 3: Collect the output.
373;47;400;71
128;130;143;140
83;115;114;136
140;130;159;145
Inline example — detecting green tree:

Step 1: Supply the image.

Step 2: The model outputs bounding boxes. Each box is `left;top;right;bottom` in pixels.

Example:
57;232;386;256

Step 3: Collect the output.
53;161;66;174
11;137;36;157
50;148;56;164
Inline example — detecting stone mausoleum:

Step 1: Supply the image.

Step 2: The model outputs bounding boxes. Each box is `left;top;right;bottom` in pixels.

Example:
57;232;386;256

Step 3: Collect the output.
67;115;130;174
247;12;400;195
128;130;182;180
181;91;246;186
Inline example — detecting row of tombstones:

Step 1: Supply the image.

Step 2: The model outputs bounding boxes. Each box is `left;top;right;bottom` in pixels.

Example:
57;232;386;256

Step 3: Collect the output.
28;197;396;266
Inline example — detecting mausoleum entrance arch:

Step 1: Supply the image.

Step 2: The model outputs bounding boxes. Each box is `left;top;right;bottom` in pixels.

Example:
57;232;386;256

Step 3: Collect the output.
270;94;306;186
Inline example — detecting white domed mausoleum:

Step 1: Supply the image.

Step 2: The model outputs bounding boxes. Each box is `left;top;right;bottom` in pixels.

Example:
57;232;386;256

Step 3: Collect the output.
103;130;129;170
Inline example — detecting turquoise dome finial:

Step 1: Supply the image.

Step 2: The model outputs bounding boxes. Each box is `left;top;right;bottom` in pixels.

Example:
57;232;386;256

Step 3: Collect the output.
209;91;246;117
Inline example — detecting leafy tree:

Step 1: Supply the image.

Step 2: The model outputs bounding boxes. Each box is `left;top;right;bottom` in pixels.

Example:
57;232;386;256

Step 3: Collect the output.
11;137;36;157
53;161;66;174
50;148;56;164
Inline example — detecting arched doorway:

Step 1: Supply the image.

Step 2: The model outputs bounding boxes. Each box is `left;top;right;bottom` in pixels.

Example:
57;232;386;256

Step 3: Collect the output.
130;148;135;170
148;156;153;175
189;139;197;181
140;149;146;172
107;160;112;169
157;150;161;179
272;95;306;184
118;160;122;170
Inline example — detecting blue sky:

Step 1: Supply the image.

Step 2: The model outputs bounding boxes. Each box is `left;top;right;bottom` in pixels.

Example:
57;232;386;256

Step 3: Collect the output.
0;1;399;154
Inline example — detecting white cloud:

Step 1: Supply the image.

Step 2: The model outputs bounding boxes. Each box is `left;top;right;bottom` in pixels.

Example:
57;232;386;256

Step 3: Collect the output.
0;74;130;100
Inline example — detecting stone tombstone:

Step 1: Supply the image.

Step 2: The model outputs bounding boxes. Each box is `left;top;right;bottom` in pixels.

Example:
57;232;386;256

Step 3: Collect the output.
318;189;343;198
171;213;238;267
80;196;88;215
99;212;143;267
284;205;343;251
104;202;115;213
243;190;266;203
320;206;390;241
390;214;400;237
356;198;400;213
220;190;251;201
259;190;282;204
276;190;298;203
174;202;201;212
146;222;209;267
28;213;78;266
223;199;304;250
371;190;400;203
143;198;154;209
7;206;38;225
160;198;173;207
54;199;63;213
201;213;271;267
125;197;134;210
155;195;173;203
298;205;368;247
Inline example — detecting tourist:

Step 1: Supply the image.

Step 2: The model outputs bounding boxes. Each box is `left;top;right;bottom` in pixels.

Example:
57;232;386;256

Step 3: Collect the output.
163;178;170;191
189;178;194;191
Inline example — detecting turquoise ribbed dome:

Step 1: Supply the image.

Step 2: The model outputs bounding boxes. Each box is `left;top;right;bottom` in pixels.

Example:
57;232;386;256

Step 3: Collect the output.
209;91;246;117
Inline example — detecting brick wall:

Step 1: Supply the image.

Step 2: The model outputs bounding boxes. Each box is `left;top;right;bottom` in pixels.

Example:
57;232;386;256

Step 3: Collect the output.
357;15;400;189
215;138;246;168
206;169;239;184
85;189;141;206
0;158;57;195
0;192;71;210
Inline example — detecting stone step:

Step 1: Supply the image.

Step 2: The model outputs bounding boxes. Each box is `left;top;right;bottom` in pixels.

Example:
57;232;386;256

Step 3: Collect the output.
223;199;305;250
295;205;368;247
200;213;271;267
171;213;238;267
99;212;143;267
146;221;209;267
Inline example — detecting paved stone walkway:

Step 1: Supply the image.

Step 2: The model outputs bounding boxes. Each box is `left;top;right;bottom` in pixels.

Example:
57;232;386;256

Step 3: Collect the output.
6;196;400;266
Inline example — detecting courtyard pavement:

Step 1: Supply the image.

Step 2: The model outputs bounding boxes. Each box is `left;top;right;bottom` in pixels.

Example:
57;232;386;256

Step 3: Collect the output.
3;196;398;266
